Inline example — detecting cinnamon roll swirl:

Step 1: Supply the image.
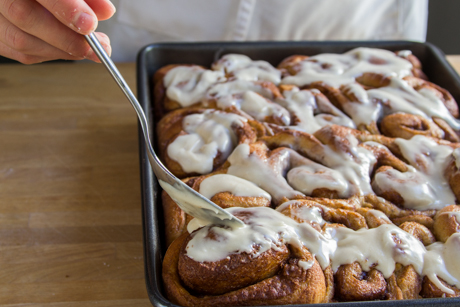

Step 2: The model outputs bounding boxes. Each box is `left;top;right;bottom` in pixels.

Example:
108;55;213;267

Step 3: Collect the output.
154;47;460;305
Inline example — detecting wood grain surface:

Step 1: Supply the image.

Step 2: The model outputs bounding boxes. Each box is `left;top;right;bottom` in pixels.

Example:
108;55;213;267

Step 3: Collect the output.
448;55;460;72
0;56;459;306
0;62;150;306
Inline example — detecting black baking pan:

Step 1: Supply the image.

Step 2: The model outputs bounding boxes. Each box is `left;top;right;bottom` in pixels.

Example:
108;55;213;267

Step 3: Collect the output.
136;41;460;307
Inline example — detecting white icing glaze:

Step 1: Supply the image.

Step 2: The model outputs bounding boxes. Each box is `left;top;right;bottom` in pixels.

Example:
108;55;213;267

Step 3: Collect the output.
345;47;413;79
186;207;335;268
439;211;460;224
204;80;291;125
298;260;315;271
205;79;276;102
449;212;460;223
164;66;225;107
327;223;425;277
226;144;303;202
340;82;383;127
372;136;456;210
423;233;460;294
212;54;281;84
442;234;460;291
281;47;413;88
276;200;327;226
161;49;460;295
339;76;460;131
394;136;455;209
167;110;247;174
185;206;460;295
321;134;377;196
280;87;355;133
227;142;373;202
368;209;392;223
277;47;460;132
234;91;290;125
287;164;350;197
226;132;377;200
367;78;460;130
372;167;439;210
281;53;356;88
396;50;413;58
198;174;272;201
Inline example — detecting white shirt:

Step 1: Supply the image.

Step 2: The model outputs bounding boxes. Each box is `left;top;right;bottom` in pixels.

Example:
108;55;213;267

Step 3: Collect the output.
97;0;428;62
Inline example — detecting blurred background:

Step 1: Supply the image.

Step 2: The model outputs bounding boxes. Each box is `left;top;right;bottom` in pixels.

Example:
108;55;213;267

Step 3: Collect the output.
1;0;459;64
425;0;459;54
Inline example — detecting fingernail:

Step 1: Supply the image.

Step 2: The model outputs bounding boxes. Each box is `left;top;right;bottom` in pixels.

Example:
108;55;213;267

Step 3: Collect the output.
107;0;117;13
73;12;97;34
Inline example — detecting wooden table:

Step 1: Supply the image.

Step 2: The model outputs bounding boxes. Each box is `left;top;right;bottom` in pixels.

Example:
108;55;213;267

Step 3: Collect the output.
0;56;460;306
447;55;460;73
0;62;150;306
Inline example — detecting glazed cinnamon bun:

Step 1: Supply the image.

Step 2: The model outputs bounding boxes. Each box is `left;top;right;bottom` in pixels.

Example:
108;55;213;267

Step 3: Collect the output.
154;48;460;305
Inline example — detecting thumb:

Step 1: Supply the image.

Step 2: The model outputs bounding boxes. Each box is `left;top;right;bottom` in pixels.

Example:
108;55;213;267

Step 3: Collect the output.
36;0;99;34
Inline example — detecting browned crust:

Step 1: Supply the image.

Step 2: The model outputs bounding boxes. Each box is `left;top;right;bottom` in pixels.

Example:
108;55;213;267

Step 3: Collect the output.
156;50;460;305
433;204;460;242
162;233;328;306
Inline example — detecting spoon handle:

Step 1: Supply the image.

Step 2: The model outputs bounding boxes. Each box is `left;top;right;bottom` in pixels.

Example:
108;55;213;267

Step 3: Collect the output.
84;33;245;228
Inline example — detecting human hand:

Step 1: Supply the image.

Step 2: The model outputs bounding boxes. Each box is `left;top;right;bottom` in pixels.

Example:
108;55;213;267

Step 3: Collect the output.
0;0;115;64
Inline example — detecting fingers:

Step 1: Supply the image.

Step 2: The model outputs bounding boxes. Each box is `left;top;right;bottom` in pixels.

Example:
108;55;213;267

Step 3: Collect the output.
84;0;116;21
36;0;116;34
0;12;78;63
0;40;47;64
0;0;112;63
88;32;111;62
0;11;111;63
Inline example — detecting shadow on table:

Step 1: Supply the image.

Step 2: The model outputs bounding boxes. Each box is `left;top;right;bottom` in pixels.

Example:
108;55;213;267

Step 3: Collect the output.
0;56;73;64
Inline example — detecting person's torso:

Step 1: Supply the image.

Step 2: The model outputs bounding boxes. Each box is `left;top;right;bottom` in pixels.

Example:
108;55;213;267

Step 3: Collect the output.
101;0;428;62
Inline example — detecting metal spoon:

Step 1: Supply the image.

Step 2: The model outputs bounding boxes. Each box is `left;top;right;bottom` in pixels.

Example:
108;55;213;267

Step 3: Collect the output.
84;33;244;228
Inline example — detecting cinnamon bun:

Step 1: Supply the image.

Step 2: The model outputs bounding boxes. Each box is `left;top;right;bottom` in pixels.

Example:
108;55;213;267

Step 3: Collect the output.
154;48;460;305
